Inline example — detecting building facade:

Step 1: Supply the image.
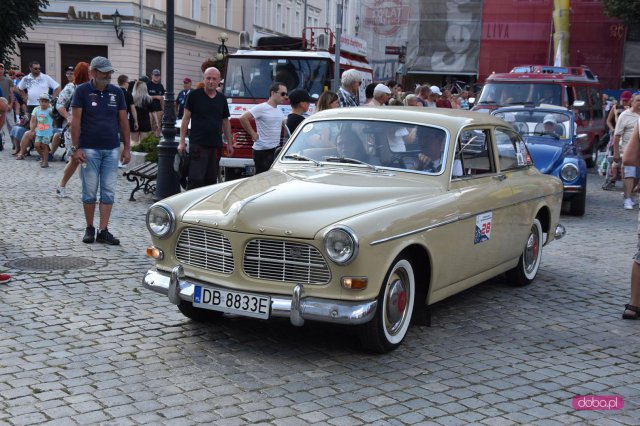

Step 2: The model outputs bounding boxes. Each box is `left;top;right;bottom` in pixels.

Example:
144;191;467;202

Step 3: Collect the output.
11;0;244;89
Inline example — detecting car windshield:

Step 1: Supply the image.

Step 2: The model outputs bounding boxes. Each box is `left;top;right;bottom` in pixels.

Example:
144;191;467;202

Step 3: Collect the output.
494;110;572;141
223;56;331;99
478;83;562;106
280;119;449;174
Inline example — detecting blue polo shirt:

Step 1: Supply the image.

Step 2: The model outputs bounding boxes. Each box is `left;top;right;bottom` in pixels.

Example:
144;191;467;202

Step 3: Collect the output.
71;80;126;150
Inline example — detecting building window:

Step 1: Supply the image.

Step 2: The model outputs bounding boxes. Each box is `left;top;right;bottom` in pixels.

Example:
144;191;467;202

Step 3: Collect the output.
177;0;184;16
192;0;201;21
295;11;300;34
225;0;232;29
285;7;291;34
277;4;282;31
267;0;272;29
255;0;261;26
208;0;216;25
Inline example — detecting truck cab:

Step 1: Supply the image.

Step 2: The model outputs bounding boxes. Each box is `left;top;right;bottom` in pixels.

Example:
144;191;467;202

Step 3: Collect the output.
473;65;605;167
220;28;373;179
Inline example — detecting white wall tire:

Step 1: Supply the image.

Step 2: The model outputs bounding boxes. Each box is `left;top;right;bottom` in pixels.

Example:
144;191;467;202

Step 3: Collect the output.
359;257;415;353
506;218;543;286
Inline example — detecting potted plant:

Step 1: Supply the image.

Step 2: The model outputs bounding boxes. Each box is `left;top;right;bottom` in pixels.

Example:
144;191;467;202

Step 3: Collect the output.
130;134;159;165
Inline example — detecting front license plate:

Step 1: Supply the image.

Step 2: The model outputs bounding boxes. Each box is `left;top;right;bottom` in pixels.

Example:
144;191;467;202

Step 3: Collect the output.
193;285;270;319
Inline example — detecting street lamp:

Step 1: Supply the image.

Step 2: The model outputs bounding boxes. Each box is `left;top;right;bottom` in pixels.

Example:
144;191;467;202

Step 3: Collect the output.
112;9;125;47
215;32;229;61
154;0;180;200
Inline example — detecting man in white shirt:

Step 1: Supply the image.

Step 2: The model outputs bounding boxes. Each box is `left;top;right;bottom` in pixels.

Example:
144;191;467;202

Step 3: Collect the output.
239;82;287;174
15;61;60;114
613;92;640;209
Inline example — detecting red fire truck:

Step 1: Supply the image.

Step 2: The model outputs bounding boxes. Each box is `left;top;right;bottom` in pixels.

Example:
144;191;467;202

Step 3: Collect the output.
473;65;606;167
219;28;374;179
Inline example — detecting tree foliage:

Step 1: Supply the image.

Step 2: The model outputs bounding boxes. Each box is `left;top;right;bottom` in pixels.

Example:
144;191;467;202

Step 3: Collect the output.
603;0;640;24
0;0;49;66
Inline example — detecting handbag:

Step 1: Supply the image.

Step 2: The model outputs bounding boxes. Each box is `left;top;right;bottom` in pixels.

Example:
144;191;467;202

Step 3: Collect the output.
174;151;190;189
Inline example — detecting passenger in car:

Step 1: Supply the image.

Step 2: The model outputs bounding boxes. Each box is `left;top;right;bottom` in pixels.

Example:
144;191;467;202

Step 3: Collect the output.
417;127;446;172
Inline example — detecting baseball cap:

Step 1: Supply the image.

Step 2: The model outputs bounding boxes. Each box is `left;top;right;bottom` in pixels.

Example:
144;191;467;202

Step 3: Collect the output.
139;75;149;83
65;66;74;72
152;69;161;75
288;89;314;105
543;114;557;124
183;77;192;84
373;84;392;96
38;93;51;101
621;90;632;101
430;86;443;96
90;56;115;72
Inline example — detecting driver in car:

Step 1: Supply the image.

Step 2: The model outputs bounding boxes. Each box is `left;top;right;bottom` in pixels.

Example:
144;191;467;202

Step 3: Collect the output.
542;114;561;138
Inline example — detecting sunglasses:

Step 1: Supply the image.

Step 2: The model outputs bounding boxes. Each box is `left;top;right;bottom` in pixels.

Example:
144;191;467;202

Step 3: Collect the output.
279;92;288;97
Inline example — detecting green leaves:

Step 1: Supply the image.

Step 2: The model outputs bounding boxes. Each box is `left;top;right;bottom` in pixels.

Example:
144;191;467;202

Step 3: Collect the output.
0;0;49;65
603;0;640;24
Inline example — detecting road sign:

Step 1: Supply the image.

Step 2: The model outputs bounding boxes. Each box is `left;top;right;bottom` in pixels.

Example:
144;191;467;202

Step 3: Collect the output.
385;46;401;55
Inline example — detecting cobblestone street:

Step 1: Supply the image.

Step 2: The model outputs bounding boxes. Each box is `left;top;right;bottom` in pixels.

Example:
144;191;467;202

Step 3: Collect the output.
1;149;639;425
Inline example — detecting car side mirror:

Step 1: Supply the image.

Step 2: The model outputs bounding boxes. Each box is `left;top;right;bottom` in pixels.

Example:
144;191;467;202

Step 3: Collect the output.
572;100;585;108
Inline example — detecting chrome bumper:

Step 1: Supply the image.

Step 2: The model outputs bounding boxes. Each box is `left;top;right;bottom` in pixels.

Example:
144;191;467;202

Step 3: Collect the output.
143;266;377;327
554;223;566;240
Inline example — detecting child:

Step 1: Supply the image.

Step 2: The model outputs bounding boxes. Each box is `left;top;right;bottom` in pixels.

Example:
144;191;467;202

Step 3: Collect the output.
31;93;55;168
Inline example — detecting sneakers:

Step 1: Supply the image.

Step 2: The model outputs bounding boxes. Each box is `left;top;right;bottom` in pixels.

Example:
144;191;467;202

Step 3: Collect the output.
0;273;10;284
96;228;120;245
82;226;96;243
602;181;616;191
56;186;68;198
624;198;635;210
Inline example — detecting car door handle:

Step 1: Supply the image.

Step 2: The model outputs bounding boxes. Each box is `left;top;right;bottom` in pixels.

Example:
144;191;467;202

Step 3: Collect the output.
493;174;507;182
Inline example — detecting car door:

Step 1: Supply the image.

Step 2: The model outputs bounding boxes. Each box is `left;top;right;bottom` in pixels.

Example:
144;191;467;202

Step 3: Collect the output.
440;127;515;289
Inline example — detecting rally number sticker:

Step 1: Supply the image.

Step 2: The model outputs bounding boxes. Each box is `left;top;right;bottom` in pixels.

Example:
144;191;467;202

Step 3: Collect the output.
474;212;492;244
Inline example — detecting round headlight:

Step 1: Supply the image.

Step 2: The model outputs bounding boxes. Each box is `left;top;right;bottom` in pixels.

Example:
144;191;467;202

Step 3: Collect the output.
560;163;579;182
146;204;175;238
323;226;358;265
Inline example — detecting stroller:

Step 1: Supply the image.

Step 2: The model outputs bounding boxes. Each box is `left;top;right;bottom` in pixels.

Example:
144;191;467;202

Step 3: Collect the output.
601;131;618;190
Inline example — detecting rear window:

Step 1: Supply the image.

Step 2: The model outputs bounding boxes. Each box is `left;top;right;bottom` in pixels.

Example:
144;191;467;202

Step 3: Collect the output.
477;83;562;107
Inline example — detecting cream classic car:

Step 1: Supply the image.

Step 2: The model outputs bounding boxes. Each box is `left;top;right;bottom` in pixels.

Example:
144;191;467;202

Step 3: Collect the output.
143;107;566;353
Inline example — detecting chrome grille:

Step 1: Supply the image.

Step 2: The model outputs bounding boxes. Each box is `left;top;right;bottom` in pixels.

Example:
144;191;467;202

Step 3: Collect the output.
175;228;234;274
244;240;331;284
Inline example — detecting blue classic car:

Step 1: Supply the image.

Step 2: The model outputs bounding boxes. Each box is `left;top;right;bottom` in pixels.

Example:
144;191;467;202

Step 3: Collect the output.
493;106;587;216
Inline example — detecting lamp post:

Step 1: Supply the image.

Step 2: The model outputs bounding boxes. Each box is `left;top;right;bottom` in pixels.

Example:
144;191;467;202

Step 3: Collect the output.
154;0;180;200
112;9;125;47
215;32;229;61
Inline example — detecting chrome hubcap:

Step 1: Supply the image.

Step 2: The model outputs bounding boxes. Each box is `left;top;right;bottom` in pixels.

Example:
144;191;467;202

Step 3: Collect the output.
524;227;539;274
385;276;408;335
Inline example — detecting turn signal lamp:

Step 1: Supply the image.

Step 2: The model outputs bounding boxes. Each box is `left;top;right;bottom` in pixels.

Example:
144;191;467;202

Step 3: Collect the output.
146;246;164;260
342;277;368;290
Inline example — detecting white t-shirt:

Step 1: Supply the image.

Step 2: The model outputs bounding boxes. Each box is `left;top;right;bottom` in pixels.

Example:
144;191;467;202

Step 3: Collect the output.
18;73;60;106
250;102;284;150
614;109;640;151
388;128;409;152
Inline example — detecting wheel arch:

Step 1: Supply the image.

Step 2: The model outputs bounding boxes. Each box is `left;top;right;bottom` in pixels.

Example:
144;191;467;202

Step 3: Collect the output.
397;243;431;308
535;205;551;242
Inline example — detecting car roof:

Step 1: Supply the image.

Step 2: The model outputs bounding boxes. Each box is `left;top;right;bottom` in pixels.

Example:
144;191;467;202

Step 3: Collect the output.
308;106;509;129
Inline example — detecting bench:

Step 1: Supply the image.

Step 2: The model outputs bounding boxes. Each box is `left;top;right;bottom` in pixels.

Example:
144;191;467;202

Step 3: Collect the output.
123;161;158;201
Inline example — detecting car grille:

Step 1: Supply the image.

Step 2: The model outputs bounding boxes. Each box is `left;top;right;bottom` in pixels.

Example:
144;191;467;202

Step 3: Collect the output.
175;228;234;274
244;239;331;284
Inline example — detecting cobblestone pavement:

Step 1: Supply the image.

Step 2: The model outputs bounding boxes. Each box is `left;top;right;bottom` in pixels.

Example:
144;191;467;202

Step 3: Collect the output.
1;146;639;425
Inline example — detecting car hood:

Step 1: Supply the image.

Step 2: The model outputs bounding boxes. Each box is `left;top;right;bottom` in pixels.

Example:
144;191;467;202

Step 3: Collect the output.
525;137;573;174
182;169;442;239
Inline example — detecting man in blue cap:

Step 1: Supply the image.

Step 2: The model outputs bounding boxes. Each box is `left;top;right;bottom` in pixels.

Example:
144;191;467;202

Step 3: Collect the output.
70;56;131;245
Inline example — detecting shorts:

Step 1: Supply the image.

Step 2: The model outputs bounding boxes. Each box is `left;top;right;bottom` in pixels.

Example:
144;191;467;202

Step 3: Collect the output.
10;125;27;141
35;135;51;145
623;166;640;179
81;147;119;205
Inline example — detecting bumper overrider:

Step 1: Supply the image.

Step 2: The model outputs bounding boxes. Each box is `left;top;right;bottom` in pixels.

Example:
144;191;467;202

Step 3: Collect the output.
143;265;378;326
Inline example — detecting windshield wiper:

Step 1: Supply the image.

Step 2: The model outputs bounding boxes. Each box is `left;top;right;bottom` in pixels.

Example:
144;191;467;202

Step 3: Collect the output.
284;153;321;166
325;156;378;172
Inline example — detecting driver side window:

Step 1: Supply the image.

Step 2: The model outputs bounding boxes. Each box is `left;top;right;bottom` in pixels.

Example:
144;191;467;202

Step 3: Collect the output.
455;129;493;177
496;128;531;171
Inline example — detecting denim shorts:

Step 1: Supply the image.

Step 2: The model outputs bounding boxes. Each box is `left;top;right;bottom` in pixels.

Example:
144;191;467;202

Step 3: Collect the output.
81;147;119;204
624;166;640;179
